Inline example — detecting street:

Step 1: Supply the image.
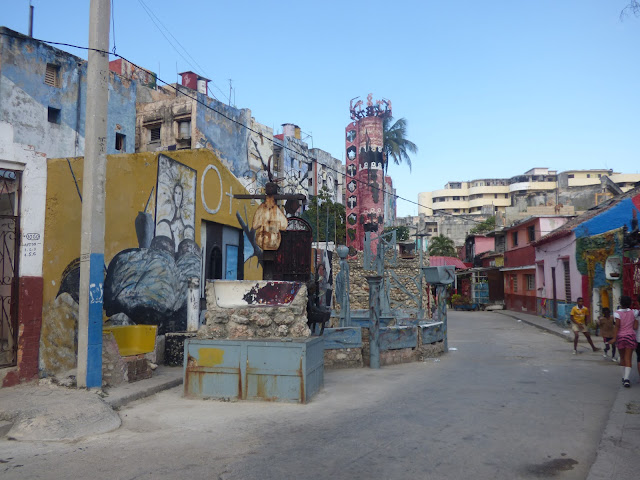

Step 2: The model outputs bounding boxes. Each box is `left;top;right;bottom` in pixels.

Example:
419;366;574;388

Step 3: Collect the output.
1;311;622;480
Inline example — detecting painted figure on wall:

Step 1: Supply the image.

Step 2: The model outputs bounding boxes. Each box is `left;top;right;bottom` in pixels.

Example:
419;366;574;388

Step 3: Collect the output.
155;154;196;252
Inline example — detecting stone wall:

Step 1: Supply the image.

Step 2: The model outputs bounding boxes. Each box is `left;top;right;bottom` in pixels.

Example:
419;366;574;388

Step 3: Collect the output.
324;348;363;369
331;251;434;316
198;282;311;339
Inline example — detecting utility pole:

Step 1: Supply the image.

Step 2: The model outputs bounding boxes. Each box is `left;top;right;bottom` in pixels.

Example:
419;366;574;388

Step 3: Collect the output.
77;0;110;388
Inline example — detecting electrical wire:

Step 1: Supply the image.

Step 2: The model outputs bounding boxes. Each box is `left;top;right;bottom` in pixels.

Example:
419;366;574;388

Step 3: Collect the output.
0;30;489;225
110;0;116;55
136;0;226;100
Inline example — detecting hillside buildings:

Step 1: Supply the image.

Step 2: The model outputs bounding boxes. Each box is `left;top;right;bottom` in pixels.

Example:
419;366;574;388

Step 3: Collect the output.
417;167;640;220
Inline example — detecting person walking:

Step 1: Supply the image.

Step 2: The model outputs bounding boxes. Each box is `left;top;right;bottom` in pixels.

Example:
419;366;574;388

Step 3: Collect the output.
598;307;617;362
570;297;600;355
610;296;639;388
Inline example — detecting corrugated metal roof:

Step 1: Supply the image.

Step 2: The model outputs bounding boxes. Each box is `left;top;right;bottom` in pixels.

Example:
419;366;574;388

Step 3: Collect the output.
428;256;469;269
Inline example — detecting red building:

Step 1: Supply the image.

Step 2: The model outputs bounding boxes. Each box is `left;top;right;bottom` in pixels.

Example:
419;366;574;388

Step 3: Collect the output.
502;216;571;313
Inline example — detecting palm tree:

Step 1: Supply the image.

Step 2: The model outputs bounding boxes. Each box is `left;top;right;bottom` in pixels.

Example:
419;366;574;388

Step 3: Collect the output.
428;235;457;257
383;116;418;175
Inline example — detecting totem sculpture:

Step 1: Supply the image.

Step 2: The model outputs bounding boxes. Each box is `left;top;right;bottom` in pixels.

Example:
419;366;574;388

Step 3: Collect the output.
345;95;392;257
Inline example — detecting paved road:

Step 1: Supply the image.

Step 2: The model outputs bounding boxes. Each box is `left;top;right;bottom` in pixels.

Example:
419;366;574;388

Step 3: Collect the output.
1;311;622;479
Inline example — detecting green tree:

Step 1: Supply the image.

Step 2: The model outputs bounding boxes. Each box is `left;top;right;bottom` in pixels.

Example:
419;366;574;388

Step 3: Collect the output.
383;116;418;175
301;188;346;243
384;225;410;242
469;216;496;235
427;234;457;257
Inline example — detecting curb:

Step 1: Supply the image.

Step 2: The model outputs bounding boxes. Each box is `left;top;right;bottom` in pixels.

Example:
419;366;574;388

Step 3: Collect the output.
104;376;183;409
496;311;572;342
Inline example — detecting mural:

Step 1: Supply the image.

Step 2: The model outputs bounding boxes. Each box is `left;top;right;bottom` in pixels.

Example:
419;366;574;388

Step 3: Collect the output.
41;150;262;376
155;155;196;252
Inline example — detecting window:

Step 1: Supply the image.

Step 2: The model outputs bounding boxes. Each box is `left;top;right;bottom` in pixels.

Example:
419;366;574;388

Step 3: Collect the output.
149;126;161;142
453;196;460;200
526;274;535;291
598;174;602;178
47;107;61;124
115;133;126;152
567;174;574;179
504;194;508;198
563;260;571;301
512;231;518;246
494;194;498;199
512;275;518;292
45;63;60;87
587;174;591;178
178;120;191;139
527;225;535;242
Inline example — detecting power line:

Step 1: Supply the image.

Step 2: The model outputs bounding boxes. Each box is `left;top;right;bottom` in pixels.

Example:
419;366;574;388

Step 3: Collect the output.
0;30;488;226
136;0;226;99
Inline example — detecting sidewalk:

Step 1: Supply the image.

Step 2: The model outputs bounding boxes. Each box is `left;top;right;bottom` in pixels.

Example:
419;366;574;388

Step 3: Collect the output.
0;365;183;441
497;310;640;479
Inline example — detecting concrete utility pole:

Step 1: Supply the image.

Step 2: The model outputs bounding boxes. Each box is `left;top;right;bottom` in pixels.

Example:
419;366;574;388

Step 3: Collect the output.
77;0;110;388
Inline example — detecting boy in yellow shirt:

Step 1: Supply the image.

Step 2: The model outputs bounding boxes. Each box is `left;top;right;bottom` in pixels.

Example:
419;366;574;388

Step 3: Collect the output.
570;297;600;355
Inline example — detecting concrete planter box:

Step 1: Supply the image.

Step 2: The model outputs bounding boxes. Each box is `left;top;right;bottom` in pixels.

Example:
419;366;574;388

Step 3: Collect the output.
183;337;324;404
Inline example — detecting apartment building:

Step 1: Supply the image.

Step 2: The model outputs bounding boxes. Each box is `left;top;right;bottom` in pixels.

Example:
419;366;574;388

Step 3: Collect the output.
418;167;640;219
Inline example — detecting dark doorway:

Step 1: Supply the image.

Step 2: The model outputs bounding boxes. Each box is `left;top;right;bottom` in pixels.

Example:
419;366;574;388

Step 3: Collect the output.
551;267;558;319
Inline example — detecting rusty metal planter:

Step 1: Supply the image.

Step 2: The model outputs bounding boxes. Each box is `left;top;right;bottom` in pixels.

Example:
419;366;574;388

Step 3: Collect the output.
183;337;324;403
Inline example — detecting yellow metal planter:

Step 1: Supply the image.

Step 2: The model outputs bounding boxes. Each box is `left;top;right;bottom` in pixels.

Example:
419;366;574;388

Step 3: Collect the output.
103;325;157;357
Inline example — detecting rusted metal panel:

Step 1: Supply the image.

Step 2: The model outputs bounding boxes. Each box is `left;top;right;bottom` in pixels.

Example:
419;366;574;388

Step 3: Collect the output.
420;322;444;344
183;337;324;403
379;326;418;351
322;327;362;349
274;217;312;282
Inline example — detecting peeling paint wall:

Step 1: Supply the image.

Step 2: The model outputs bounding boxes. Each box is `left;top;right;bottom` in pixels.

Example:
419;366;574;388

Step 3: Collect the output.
40;149;262;376
0;28;136;159
0;121;47;386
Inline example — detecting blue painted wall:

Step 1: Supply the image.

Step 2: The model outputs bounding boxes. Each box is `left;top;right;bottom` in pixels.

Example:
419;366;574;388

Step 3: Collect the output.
0;27;136;158
574;197;640;239
194;93;251;177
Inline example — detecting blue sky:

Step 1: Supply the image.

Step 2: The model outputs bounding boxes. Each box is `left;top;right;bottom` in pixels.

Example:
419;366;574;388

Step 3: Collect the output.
3;1;640;216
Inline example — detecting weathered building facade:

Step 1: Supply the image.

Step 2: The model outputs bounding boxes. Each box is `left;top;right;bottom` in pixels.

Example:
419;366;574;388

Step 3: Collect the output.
502;216;571;313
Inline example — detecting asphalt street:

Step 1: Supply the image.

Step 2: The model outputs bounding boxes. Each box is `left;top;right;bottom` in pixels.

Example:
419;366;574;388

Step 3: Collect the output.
0;310;625;480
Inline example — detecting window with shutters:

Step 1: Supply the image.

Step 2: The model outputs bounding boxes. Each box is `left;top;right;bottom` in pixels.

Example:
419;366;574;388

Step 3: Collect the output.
526;274;535;291
45;64;60;87
149;126;161;143
563;260;572;301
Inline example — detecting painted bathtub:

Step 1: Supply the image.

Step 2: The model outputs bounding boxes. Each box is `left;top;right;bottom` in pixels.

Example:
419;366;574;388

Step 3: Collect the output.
208;280;303;308
103;325;157;357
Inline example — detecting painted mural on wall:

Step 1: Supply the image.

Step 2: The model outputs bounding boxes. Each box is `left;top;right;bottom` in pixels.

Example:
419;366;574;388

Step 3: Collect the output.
40;150;262;377
155;154;197;252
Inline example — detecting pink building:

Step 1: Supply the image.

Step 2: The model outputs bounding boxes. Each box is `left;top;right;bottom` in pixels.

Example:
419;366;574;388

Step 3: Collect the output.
533;227;583;324
503;216;571;313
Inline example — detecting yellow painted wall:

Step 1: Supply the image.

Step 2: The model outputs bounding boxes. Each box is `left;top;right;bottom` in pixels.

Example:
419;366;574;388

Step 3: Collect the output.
43;149;262;306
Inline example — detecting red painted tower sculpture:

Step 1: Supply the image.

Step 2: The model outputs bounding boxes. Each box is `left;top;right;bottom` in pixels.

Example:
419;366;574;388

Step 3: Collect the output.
345;94;391;256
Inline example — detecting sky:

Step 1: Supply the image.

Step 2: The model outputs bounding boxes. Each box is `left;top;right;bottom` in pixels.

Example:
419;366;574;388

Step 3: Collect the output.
2;0;640;217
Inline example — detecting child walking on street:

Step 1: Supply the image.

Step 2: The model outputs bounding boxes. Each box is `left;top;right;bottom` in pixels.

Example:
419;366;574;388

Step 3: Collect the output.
611;296;639;388
598;307;617;362
570;297;600;355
